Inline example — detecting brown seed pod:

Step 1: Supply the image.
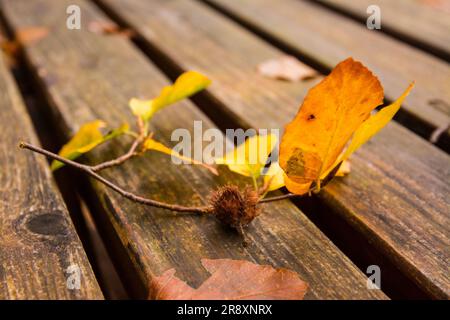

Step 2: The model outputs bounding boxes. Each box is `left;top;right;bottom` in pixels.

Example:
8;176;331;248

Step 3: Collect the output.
209;185;260;229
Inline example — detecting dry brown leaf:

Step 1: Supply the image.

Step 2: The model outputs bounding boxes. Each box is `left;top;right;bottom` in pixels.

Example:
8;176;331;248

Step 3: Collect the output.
419;0;450;13
88;21;135;38
0;33;19;67
257;55;318;82
149;259;308;300
15;27;49;46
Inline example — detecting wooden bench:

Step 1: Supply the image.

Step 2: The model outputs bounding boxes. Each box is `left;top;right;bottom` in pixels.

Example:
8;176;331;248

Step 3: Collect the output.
0;46;102;299
0;0;448;299
96;0;450;299
314;0;450;60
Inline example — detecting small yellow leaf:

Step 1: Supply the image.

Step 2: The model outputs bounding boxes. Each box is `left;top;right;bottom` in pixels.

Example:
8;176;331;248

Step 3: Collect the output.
215;134;278;178
143;137;218;175
263;162;285;191
129;71;211;121
335;160;351;177
129;98;151;120
51;120;128;171
104;122;130;140
340;82;415;163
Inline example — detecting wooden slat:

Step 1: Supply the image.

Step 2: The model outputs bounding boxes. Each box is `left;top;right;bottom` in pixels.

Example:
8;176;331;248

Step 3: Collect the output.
0;47;103;298
206;0;450;150
315;0;450;60
0;0;386;299
98;0;450;298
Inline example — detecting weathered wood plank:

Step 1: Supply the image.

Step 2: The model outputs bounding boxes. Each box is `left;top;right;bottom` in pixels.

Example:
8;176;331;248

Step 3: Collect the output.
205;0;450;149
98;0;450;298
315;0;450;60
0;0;386;299
0;47;103;298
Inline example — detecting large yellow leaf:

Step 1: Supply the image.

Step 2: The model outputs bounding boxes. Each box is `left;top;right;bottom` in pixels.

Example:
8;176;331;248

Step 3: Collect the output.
279;58;413;195
284;176;312;195
129;71;211;121
143;137;218;175
215;133;278;178
51;121;128;170
279;58;384;193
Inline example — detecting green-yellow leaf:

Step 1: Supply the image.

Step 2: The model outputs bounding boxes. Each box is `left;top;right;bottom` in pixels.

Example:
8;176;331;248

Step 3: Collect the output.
51;120;128;171
129;71;211;121
215;133;278;178
143;137;218;175
104;122;130;141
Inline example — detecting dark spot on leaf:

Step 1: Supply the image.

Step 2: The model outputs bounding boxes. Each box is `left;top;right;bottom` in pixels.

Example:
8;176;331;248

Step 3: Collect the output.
286;148;305;176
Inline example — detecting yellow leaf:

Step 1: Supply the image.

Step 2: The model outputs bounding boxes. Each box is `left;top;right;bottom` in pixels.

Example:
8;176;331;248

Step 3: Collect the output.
129;71;211;121
104;122;130;140
143;137;218;175
51;120;128;171
129;98;151;120
280;58;384;193
335;160;351;177
263;162;285;191
284;176;312;195
340;82;414;163
215;133;278;178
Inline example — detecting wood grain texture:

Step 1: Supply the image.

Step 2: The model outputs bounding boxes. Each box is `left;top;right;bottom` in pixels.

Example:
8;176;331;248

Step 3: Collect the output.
315;0;450;60
98;0;450;298
0;51;103;299
0;0;387;299
206;0;450;147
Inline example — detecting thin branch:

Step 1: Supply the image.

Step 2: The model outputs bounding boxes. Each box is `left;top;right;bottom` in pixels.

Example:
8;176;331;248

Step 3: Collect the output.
91;136;141;172
20;142;212;214
258;193;302;203
259;184;319;203
91;116;145;172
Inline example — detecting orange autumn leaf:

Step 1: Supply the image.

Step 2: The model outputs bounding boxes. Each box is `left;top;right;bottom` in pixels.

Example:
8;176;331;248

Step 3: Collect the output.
279;58;413;194
88;20;135;38
149;259;308;300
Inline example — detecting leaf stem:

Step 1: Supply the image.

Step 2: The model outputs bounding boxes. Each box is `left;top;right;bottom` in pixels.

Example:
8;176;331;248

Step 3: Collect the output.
251;174;258;192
